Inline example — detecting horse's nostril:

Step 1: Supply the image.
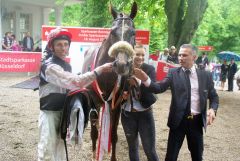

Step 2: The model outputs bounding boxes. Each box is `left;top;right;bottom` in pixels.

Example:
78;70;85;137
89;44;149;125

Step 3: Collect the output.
112;62;131;76
113;61;117;67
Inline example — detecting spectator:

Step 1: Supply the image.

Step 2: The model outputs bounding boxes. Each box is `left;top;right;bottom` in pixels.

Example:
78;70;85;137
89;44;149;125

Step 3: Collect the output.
196;52;209;70
227;58;237;91
155;49;160;59
2;32;13;50
159;48;169;62
235;69;240;90
149;50;160;61
22;31;34;51
213;66;221;87
168;46;178;64
220;60;228;91
11;34;22;51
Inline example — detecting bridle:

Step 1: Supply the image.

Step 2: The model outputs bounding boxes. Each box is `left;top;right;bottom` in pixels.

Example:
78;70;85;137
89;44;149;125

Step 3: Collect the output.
112;17;135;46
110;17;140;111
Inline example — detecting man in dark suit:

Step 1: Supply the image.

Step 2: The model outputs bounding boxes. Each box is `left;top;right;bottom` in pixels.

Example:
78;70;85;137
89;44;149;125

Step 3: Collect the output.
196;52;209;70
134;44;219;161
227;58;237;91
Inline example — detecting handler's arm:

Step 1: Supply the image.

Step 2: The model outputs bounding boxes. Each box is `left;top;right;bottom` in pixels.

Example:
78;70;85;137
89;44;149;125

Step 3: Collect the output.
207;72;219;125
134;68;171;94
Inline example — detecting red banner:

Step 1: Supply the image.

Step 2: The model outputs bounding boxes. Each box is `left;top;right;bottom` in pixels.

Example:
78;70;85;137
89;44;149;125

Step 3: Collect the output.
42;26;149;45
156;61;178;81
198;46;213;51
0;52;42;72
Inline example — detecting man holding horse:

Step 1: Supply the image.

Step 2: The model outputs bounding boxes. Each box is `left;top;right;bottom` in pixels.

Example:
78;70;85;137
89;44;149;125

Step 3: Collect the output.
133;44;219;161
121;43;159;161
38;27;112;161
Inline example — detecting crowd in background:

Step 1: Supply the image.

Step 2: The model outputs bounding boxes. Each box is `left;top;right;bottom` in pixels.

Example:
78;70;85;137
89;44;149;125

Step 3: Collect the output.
150;47;239;91
1;31;41;52
152;46;179;64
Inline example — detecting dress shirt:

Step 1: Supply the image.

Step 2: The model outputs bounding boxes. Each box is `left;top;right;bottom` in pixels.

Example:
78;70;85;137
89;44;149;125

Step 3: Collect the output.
182;66;200;114
143;66;201;114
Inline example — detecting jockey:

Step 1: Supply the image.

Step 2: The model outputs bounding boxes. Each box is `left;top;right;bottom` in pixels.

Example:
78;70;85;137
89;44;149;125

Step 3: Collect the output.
38;27;112;161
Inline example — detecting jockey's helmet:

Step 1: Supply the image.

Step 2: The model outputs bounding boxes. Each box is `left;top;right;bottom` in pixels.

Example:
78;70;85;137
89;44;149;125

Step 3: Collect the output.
47;27;72;49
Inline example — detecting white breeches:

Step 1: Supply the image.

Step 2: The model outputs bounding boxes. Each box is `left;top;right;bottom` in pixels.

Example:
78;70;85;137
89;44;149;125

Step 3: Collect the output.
38;110;66;161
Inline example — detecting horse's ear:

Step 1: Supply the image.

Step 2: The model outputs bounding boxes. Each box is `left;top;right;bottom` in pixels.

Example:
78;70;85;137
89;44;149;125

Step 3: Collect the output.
109;2;118;19
130;1;137;19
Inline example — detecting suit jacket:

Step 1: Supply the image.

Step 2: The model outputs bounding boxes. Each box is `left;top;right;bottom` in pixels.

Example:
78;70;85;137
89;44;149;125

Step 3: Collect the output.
147;67;219;130
228;63;237;78
196;56;209;69
23;36;34;50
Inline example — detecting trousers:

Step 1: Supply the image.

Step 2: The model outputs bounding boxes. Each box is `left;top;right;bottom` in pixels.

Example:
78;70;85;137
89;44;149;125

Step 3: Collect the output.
38;110;66;161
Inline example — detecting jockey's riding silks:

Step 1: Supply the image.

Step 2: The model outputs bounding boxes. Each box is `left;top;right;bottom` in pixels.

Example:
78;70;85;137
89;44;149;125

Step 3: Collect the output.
38;27;103;161
39;55;71;111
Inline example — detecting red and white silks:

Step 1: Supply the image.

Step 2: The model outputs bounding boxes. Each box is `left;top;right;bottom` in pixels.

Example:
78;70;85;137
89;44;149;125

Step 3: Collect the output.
95;75;121;161
96;99;112;161
90;48;121;161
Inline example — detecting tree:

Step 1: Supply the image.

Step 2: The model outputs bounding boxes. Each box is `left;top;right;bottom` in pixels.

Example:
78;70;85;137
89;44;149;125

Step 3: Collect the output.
164;0;208;49
192;0;240;56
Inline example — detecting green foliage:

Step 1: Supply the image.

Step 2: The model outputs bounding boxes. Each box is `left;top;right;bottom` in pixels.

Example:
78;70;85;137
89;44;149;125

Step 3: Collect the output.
192;0;240;57
50;0;240;57
50;0;168;53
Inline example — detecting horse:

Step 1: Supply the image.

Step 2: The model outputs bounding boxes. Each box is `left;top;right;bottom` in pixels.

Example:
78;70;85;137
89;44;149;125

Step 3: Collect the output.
61;2;138;161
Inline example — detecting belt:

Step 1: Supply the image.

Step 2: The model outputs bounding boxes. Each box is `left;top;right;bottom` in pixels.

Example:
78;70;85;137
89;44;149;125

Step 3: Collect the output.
187;113;201;120
131;107;152;112
122;107;152;113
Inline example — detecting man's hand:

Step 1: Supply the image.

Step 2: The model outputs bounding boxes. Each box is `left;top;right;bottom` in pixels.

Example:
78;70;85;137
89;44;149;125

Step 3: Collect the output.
207;108;216;125
95;62;113;75
133;68;148;81
128;76;138;87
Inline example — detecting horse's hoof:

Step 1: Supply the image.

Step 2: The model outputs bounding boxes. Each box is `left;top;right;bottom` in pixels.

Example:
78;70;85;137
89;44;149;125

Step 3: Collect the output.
92;152;96;161
110;157;117;161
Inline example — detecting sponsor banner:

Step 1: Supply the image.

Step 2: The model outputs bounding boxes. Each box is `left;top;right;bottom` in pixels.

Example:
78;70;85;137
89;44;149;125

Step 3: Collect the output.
198;46;213;51
42;26;150;74
156;61;178;81
42;26;150;45
0;52;42;72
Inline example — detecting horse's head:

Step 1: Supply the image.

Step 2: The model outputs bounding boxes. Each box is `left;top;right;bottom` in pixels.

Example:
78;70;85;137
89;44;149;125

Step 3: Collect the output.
108;41;134;76
109;2;137;45
108;2;137;76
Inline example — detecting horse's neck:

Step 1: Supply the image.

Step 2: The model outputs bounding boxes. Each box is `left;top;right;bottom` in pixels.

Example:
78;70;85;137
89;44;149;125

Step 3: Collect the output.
96;38;114;67
94;37;119;100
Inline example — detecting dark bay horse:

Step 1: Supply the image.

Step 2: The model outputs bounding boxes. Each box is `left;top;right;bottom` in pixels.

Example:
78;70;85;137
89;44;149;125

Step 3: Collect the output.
84;2;138;161
61;2;137;161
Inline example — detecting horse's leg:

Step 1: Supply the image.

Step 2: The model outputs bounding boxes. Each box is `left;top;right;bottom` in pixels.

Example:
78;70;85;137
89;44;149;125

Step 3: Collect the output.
90;108;99;160
110;106;121;161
